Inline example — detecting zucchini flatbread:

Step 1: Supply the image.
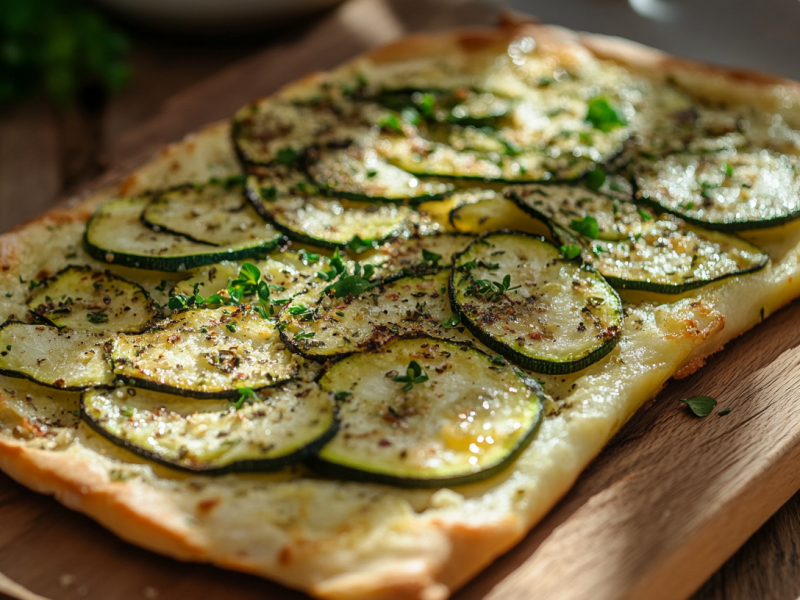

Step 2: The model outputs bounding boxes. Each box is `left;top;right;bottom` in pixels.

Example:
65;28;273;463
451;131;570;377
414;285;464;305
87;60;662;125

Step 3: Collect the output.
2;20;800;600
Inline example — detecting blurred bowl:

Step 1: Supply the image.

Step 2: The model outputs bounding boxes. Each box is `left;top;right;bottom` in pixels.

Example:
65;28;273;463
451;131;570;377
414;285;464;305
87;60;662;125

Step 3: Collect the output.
95;0;344;34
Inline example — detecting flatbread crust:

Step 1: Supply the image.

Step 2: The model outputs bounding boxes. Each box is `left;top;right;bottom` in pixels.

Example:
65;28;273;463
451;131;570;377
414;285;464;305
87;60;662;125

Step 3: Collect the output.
2;21;800;600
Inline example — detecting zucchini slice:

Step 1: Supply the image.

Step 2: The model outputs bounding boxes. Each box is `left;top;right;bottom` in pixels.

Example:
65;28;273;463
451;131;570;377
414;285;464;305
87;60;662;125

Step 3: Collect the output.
112;307;297;398
85;197;283;272
82;377;337;474
280;270;470;359
634;151;800;230
142;180;279;247
583;218;769;293
509;181;645;241
27;266;159;333
306;145;454;203
449;196;552;237
171;252;324;304
312;337;544;488
375;234;475;277
232;93;376;167
378;93;630;182
0;322;113;390
508;183;770;293
451;232;622;373
246;171;417;248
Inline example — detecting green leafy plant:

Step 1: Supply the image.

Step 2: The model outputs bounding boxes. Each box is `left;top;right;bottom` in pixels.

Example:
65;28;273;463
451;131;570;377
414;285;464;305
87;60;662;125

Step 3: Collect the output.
0;0;130;108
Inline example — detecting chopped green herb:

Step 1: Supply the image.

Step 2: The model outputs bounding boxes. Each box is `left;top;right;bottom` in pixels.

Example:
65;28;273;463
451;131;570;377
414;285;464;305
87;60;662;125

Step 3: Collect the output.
225;323;237;333
335;311;345;317
570;215;600;239
378;113;403;134
718;407;732;416
392;360;429;392
585;167;606;191
260;186;277;199
347;235;372;254
723;162;735;178
421;248;442;266
440;313;461;328
560;244;582;260
86;311;108;324
585;97;627;132
334;390;352;401
231;387;256;410
295;331;316;341
637;209;654;221
681;395;717;417
276;147;300;165
467;274;520;302
326;275;375;298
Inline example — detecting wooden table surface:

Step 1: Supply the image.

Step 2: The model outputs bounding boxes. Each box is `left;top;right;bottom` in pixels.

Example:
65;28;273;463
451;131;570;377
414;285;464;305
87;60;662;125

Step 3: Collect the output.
2;0;800;598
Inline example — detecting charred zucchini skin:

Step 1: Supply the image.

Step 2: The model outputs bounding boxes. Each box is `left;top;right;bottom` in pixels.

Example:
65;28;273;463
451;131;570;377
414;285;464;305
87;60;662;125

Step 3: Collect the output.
596;259;769;294
449;231;622;374
80;392;339;475
83;197;283;272
308;337;545;488
84;231;281;272
634;191;800;232
506;190;770;295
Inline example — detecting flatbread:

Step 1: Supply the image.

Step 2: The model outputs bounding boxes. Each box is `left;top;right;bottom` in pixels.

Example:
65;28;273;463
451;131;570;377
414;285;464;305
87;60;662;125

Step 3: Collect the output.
1;21;800;600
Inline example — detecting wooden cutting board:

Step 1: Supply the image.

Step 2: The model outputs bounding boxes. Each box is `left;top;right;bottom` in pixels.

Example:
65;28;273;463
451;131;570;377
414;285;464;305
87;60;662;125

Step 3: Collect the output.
4;1;800;598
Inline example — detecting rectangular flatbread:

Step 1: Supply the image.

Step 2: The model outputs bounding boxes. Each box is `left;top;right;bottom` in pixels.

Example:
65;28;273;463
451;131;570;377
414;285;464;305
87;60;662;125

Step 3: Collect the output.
1;20;800;600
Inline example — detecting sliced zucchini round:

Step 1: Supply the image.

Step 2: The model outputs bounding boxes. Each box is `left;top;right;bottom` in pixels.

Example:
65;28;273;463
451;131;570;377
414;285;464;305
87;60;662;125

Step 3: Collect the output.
85;197;283;272
449;196;552;237
306;145;454;203
508;183;770;293
450;231;622;373
280;270;470;359
378;94;630;182
112;307;297;398
27;266;159;333
142;180;279;247
509;182;646;241
313;337;544;488
587;218;770;293
0;322;113;390
82;378;337;474
374;234;475;277
171;252;324;304
231;94;374;167
246;172;416;248
634;151;800;230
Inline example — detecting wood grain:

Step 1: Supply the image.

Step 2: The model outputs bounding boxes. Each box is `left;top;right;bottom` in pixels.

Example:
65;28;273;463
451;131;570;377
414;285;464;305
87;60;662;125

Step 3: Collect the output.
3;0;800;598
